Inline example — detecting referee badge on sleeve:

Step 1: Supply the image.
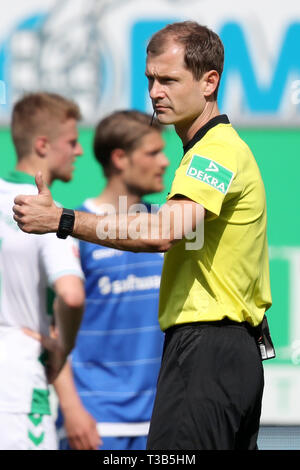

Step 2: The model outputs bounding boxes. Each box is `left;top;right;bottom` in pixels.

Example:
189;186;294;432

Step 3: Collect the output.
186;155;234;195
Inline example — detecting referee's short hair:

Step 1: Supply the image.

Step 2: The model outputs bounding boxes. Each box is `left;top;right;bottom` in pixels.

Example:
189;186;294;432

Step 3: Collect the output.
93;110;162;177
147;21;224;99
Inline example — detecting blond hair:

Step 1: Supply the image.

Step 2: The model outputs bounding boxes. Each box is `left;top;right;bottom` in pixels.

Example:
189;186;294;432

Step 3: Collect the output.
11;92;82;159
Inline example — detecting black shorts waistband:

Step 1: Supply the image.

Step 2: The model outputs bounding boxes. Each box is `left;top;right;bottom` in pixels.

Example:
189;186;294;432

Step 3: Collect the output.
165;318;258;337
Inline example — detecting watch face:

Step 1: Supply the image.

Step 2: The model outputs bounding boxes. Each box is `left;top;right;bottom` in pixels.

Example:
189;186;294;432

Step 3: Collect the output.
61;214;74;229
57;209;75;238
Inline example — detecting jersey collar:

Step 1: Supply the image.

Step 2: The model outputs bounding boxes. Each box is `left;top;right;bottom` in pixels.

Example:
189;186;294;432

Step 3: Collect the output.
183;114;230;155
2;170;36;185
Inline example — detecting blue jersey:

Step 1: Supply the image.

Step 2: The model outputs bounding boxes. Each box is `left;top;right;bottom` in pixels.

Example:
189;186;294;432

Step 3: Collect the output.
66;200;164;433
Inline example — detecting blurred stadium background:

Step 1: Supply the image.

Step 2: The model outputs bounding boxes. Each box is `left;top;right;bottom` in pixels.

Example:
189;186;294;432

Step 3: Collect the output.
0;0;300;450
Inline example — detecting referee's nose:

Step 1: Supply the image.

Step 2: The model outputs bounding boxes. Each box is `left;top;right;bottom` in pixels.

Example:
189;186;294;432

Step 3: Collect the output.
149;78;165;101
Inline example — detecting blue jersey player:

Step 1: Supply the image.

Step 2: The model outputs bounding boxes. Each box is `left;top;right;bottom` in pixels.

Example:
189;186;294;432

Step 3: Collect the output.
54;110;169;450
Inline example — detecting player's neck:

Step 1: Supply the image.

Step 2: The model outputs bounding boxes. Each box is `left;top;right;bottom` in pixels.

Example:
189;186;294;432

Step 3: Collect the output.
175;101;220;146
15;157;52;186
92;179;141;212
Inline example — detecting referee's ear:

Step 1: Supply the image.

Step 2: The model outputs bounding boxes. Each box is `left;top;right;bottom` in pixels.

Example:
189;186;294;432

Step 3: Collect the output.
202;70;220;98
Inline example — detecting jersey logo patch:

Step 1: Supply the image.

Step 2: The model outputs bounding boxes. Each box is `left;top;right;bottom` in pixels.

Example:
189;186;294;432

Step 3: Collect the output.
186;155;234;195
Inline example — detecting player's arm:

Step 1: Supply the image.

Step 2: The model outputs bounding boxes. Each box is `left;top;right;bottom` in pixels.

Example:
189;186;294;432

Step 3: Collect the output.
23;274;84;384
45;274;84;382
54;360;101;450
53;274;85;354
13;172;205;252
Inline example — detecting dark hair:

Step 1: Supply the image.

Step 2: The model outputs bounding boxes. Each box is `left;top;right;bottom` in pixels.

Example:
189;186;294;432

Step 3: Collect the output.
93;110;162;176
147;21;224;98
11;92;81;160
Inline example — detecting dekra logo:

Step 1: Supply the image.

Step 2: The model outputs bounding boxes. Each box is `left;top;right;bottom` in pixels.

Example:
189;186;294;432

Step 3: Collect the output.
186;155;234;195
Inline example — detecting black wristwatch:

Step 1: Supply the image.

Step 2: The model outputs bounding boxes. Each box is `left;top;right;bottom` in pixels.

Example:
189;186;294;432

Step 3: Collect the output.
56;208;75;239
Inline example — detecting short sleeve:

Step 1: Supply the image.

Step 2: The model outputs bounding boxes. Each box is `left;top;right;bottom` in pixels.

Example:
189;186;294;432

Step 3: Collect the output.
167;145;236;216
38;234;84;285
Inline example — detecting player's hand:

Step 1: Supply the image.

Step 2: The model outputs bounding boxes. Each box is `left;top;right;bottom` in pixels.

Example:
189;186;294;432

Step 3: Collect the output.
13;171;62;234
63;405;102;450
22;327;67;384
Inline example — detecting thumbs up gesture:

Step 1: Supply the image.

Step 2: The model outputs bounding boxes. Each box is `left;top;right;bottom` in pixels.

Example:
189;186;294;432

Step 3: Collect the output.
35;171;50;196
13;171;62;234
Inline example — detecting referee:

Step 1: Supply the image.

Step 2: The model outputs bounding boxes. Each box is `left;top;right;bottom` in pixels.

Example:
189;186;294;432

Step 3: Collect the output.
13;21;272;450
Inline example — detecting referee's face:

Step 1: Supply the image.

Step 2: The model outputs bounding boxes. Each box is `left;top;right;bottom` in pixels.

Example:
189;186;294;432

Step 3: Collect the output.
146;41;213;133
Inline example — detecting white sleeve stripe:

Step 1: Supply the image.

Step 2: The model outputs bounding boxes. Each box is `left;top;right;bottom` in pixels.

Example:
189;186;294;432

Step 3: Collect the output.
49;269;84;284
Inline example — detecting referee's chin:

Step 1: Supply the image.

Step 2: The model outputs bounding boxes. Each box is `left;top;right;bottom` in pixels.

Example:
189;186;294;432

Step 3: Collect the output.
154;108;172;122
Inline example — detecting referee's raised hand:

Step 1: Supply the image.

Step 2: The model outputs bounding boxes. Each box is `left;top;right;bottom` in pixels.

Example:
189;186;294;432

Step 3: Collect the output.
13;171;62;234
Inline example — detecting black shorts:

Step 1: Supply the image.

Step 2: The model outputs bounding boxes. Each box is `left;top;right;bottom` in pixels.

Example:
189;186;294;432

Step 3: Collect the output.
147;320;264;450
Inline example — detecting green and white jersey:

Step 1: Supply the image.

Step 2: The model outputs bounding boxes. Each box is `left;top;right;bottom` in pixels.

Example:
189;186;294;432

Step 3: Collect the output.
0;171;84;414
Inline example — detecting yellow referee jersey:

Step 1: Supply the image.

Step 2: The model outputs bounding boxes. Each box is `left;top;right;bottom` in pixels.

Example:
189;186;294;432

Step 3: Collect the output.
158;115;272;330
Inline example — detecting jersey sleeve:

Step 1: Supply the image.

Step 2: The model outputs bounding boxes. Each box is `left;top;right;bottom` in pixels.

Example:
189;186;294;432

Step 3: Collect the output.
38;234;84;286
167;143;237;216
